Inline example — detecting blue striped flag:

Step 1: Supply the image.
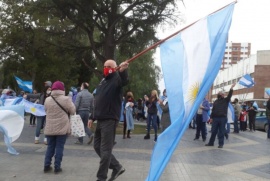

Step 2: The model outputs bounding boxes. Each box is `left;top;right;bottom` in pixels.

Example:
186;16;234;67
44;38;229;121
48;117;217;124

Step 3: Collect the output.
238;74;254;88
14;76;33;93
146;3;235;181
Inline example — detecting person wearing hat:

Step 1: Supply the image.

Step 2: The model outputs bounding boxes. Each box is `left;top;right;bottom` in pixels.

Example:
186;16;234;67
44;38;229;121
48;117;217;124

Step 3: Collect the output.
43;81;75;173
205;83;236;148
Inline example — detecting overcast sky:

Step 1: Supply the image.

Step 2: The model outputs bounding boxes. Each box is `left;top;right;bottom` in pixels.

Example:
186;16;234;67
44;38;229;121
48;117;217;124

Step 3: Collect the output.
156;0;270;92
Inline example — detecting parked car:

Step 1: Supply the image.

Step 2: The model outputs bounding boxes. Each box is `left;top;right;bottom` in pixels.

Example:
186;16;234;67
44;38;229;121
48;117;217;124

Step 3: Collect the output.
255;109;269;132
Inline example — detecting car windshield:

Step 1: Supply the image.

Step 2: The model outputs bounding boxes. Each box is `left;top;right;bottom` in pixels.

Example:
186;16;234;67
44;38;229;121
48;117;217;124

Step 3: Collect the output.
256;111;266;117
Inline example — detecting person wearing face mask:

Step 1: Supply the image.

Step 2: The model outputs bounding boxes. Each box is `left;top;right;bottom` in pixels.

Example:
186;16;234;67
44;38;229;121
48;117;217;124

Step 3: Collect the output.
34;81;52;145
88;59;128;181
205;83;236;148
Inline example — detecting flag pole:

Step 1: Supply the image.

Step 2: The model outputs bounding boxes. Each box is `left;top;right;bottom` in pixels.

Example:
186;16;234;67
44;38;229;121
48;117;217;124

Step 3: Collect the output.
121;0;237;66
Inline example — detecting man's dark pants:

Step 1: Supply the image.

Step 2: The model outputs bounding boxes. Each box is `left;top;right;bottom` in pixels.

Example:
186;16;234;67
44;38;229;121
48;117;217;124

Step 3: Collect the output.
94;119;122;180
195;114;206;140
233;115;239;133
208;117;227;146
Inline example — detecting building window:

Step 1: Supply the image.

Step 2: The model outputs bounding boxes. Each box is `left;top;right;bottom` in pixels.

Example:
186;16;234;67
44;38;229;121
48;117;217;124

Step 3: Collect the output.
232;57;238;60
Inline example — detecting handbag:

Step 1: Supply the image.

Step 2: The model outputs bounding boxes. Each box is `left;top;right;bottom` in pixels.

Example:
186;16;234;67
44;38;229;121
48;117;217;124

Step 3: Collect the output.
69;114;86;137
51;96;85;137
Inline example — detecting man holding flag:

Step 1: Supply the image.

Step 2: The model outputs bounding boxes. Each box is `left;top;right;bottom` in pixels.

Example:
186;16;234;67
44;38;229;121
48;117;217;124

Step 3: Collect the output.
205;83;235;148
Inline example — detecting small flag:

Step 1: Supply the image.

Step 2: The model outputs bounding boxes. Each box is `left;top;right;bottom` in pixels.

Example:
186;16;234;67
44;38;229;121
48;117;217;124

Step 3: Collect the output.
238;74;254;88
14;76;33;93
265;89;270;96
252;101;259;109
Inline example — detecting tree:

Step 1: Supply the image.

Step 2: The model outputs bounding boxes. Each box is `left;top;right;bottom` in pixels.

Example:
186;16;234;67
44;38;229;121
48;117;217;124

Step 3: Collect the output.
0;0;182;93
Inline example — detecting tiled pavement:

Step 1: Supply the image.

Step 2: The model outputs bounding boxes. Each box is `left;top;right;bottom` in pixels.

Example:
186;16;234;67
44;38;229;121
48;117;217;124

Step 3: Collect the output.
0;120;270;181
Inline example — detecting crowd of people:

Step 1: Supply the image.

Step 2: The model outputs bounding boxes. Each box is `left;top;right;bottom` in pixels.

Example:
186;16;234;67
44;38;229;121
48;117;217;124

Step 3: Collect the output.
1;58;270;180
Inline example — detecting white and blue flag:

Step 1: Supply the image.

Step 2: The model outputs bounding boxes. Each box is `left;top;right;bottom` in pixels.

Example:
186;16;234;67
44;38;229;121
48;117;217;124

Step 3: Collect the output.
146;3;235;181
0;105;25;155
227;103;235;123
14;76;33;93
252;101;259;109
266;89;270;96
238;74;254;88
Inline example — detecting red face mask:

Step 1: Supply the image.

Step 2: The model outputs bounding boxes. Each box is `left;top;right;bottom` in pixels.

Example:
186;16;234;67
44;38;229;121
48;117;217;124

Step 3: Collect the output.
103;67;116;77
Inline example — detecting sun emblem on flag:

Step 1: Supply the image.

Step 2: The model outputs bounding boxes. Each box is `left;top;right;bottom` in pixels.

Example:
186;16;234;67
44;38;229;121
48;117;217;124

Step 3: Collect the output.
188;82;200;103
30;107;36;113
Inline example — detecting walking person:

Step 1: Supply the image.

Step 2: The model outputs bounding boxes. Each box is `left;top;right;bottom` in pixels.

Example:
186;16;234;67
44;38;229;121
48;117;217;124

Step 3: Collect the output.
123;91;135;139
43;81;76;173
158;89;171;132
233;98;241;133
144;90;159;142
34;81;52;144
88;59;129;181
205;83;235;148
194;97;210;142
75;82;94;145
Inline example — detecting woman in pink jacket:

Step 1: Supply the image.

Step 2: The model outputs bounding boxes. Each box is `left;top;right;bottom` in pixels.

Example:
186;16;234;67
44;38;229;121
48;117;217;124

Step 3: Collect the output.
43;81;75;174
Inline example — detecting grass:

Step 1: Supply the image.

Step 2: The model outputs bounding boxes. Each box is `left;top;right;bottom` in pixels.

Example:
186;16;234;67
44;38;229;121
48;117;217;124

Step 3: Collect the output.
92;122;162;135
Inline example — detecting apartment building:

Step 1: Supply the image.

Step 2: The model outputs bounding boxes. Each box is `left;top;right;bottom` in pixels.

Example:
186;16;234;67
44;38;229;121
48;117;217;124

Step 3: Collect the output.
222;42;251;69
210;50;270;104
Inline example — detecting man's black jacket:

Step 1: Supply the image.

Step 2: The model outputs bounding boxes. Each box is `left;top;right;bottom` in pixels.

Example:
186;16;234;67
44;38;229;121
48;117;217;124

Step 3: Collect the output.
211;89;233;118
92;70;128;121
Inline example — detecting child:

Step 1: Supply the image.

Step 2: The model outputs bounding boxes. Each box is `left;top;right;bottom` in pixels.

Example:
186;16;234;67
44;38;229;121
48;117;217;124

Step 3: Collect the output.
239;108;247;131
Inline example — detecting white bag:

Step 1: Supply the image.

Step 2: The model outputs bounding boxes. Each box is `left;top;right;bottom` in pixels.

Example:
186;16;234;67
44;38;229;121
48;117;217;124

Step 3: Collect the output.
70;114;86;137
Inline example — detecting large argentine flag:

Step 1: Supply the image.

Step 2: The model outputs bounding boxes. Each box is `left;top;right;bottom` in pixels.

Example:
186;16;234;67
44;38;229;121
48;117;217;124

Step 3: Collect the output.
146;3;235;181
0;105;25;155
238;74;254;88
14;76;33;93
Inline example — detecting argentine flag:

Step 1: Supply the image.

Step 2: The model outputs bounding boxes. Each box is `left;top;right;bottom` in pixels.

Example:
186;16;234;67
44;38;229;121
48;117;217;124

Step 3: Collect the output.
266;89;270;96
0;105;25;155
14;76;33;93
146;3;235;181
227;103;235;123
238;74;254;88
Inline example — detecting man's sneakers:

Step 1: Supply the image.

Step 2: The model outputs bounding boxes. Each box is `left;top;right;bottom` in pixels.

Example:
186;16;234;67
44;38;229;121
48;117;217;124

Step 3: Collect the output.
43;166;52;173
108;166;125;181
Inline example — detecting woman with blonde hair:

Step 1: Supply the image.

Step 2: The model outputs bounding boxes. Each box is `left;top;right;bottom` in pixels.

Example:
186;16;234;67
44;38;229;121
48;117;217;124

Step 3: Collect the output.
123;91;135;139
144;90;159;142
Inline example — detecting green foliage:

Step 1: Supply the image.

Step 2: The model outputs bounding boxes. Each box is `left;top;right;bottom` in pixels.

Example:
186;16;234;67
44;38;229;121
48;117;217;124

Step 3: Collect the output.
0;0;181;94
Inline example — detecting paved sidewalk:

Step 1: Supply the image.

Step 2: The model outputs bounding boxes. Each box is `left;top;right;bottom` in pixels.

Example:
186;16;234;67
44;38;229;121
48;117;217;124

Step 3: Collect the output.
0;120;270;181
